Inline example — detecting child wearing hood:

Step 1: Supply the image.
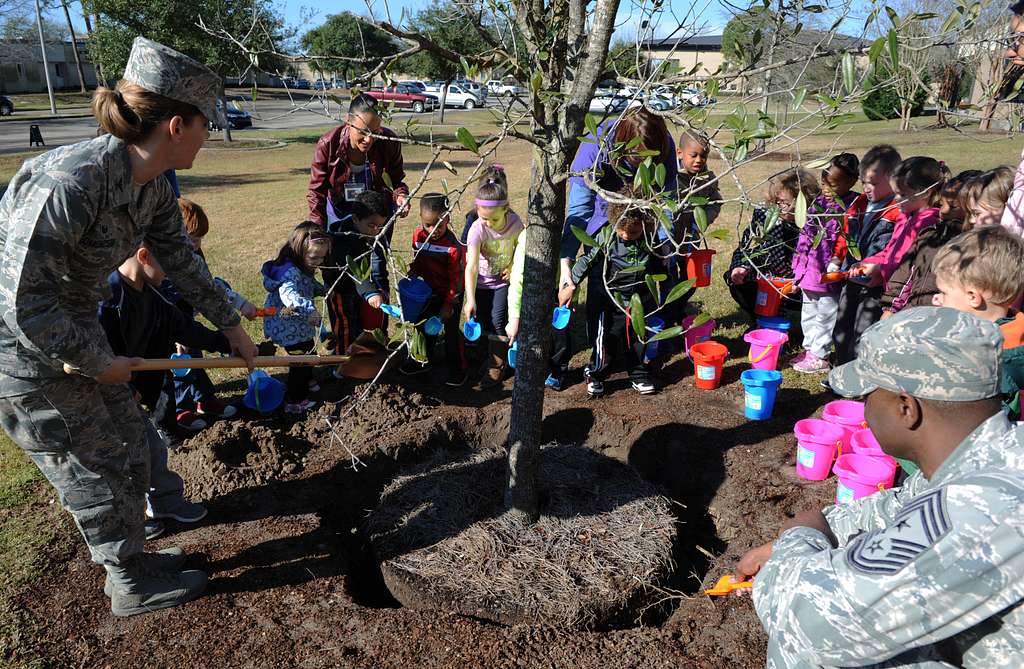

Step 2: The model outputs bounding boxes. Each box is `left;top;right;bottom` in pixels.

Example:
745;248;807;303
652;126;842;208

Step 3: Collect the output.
262;222;332;414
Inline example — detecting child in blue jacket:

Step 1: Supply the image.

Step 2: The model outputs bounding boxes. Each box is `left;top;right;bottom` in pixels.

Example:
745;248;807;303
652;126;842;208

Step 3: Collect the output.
263;222;332;414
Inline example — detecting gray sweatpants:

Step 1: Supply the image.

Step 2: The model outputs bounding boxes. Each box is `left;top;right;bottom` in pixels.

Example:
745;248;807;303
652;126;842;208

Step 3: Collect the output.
0;374;148;566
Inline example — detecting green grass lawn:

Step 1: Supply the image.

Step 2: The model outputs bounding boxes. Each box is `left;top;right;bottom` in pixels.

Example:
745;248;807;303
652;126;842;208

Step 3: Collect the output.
4;92;93;113
0;113;1022;665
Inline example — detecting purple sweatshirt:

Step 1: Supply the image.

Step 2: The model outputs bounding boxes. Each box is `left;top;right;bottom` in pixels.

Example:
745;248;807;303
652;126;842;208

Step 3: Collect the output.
792;191;858;293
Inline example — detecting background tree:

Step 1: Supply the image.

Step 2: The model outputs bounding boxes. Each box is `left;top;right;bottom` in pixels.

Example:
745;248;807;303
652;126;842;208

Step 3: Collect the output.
300;12;398;84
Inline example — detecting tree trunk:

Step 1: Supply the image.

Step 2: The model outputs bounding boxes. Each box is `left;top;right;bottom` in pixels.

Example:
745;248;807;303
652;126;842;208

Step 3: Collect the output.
505;149;567;522
504;0;620;522
900;102;911;132
61;0;87;93
80;7;104;84
439;78;451;123
221;92;233;142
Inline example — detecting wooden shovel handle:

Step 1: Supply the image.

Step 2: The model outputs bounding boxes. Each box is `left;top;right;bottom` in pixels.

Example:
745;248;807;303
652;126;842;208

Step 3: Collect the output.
63;355;350;375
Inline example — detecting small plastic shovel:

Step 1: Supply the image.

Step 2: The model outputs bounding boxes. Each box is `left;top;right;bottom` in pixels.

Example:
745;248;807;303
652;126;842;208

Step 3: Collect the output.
821;271;850;284
552;306;571;330
253;307;278;317
704;575;753;596
507;340;518;368
463;317;481;341
380;303;403;320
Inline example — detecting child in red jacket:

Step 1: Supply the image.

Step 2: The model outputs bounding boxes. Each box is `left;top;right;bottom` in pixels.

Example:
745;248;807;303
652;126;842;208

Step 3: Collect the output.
401;193;468;385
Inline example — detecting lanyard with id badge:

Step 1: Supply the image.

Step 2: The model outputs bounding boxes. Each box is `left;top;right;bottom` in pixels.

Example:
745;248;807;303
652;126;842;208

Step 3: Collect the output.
328;161;373;229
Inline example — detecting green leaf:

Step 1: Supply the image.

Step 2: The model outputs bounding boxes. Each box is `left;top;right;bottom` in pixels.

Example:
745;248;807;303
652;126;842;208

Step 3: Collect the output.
694;206;708;231
630;293;646;340
381;171;394;191
654;163;667;188
650;325;684;343
940;7;963;33
646;274;660;303
842;53;856;95
371;328;389;349
811;226;825;249
664;278;696;305
250;86;258;102
887;29;899;69
585;112;599;139
410;328;428;363
734;142;749;163
885;5;899;26
531;69;543;92
651;273;668;282
456;127;479;154
847;238;862;261
706;78;720;99
619;264;648;274
868;36;886;65
538;50;549;61
624;136;644;150
706;228;731;241
459;56;472;78
804;156;833;170
690;312;711;328
795;189;807;229
570;225;600;248
792;87;807;110
441;160;458;175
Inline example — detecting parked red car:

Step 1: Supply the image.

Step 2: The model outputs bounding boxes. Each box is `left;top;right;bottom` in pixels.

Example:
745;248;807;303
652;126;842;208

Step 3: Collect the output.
364;84;438;113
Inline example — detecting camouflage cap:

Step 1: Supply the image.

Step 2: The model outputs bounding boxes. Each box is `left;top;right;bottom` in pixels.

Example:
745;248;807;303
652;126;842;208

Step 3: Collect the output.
829;306;1003;401
122;37;226;127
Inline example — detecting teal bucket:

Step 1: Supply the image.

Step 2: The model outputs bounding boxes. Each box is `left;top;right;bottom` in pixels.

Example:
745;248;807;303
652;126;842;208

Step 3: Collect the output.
398;277;432;322
741;369;782;420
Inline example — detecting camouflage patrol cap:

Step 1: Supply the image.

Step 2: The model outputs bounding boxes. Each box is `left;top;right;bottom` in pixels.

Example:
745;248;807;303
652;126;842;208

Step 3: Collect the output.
829;306;1003;401
122;37;226;127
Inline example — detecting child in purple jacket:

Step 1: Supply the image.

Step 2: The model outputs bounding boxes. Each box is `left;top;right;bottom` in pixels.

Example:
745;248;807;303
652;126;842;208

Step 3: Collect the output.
791;154;860;373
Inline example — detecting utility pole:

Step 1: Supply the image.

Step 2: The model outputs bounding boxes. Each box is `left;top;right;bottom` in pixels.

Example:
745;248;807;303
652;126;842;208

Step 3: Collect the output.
34;0;58;115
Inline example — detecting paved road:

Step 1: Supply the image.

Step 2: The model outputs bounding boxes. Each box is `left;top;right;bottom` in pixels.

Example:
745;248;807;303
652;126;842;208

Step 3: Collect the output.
0;96;502;155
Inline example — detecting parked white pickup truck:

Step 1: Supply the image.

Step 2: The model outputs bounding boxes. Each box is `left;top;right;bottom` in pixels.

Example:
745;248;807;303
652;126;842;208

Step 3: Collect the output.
424;83;484;108
486;80;526;97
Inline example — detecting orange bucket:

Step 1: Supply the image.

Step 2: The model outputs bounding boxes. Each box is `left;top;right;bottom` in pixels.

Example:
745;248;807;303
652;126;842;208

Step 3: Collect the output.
689;340;728;390
687;249;716;288
754;277;790;316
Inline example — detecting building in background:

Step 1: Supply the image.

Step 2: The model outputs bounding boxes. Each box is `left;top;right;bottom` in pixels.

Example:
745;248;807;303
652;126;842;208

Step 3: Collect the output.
0;39;98;94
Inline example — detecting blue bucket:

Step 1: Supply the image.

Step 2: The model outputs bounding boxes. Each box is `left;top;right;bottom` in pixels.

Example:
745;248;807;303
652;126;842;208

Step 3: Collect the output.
424;316;443;336
508;340;518;368
552;306;571;330
644;316;665;361
243;370;286;413
398;277;432;322
756;316;792;333
463;317;481;341
741;369;782;420
170;352;192;378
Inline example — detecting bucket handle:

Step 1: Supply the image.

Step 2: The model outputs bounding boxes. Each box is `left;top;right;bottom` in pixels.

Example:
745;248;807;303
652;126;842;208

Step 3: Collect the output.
749;344;775;364
860;420;869;429
835;440;843;458
877;482;887;492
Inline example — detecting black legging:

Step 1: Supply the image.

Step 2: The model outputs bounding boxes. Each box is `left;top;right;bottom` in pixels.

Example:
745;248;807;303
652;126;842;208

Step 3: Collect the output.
285;340;315;402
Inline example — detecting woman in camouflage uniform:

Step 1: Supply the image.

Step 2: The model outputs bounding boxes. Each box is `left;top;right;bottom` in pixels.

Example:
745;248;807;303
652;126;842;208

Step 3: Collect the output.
0;37;257;616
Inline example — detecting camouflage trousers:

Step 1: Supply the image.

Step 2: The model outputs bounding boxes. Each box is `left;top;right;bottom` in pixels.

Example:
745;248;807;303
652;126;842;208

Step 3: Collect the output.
0;374;148;566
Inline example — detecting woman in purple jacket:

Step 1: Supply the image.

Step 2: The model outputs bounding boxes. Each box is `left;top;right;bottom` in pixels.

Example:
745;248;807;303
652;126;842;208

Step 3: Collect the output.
556;108;677;388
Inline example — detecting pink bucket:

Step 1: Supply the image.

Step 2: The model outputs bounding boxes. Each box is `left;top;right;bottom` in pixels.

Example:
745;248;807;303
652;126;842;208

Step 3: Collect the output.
681;314;717;355
822;399;868;449
793;419;846;481
744;329;789;371
849;428;894;461
833;453;898;504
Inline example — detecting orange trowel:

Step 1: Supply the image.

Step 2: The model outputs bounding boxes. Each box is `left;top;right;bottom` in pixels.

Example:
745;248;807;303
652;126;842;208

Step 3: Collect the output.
704;575;753;596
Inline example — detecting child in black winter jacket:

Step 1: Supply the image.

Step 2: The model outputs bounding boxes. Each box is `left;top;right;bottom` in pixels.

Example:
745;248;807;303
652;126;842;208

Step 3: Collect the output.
559;195;667;398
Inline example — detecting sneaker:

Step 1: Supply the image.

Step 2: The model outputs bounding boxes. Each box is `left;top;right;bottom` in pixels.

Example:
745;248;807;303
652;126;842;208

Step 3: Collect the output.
445;367;469;387
285;399;318;415
148;499;208;524
793;352;831;374
400;359;433;376
144;519;165;541
544;374;564;391
632;379;656;395
586;377;605;397
104;548;188;597
196;397;237;419
308;380;321;393
820;378;834;392
789;351;809;366
175;411;207;432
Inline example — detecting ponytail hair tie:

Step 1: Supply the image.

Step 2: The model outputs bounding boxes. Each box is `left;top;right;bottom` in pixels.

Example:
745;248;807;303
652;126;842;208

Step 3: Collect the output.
492;164;505;173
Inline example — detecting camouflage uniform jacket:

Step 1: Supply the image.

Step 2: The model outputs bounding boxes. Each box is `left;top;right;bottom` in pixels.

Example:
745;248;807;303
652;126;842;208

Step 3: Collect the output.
0;135;239;383
755;412;1024;668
